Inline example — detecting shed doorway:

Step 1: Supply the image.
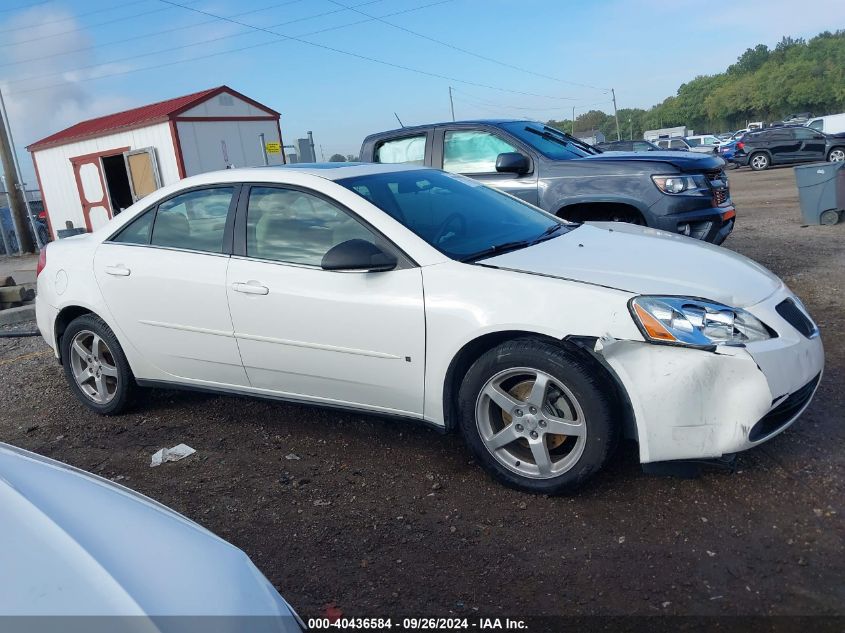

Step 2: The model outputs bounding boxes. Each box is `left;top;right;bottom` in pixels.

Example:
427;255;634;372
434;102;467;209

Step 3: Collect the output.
101;154;133;215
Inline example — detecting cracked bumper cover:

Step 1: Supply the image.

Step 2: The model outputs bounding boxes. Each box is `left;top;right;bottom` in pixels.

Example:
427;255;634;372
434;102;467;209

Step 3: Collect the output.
596;289;824;464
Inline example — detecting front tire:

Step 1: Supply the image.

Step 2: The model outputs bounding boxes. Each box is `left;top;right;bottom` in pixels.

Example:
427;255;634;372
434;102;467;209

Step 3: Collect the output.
61;314;135;415
828;147;845;163
749;152;769;171
458;339;619;494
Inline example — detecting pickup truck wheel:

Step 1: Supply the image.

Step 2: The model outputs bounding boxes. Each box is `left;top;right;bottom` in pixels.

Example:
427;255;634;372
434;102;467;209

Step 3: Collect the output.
749;152;770;171
828;148;845;162
458;339;619;495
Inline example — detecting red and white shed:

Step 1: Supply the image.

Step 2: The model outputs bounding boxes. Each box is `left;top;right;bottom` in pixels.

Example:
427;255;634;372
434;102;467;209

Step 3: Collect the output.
27;86;285;239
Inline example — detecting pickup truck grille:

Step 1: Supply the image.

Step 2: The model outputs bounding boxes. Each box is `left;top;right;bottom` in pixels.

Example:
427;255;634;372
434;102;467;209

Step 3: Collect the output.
706;169;730;206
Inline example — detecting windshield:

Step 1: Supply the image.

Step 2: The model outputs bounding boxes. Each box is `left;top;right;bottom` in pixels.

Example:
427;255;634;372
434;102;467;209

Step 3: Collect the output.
498;122;597;159
336;169;572;262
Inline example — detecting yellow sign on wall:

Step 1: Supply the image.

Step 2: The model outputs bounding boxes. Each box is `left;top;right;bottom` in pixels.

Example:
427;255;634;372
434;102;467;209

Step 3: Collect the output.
265;142;282;154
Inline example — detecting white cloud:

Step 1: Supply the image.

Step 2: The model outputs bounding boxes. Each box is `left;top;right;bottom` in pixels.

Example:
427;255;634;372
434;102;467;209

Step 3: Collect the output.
0;7;134;182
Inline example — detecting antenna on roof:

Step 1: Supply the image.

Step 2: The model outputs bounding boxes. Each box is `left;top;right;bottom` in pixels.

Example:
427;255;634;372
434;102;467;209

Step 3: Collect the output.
394;112;405;128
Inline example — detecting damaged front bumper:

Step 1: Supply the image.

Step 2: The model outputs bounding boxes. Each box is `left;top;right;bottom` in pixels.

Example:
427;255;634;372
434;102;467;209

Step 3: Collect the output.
595;289;824;464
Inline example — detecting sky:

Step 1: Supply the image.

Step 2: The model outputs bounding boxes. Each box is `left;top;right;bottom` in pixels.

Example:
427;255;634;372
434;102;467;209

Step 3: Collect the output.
1;0;844;184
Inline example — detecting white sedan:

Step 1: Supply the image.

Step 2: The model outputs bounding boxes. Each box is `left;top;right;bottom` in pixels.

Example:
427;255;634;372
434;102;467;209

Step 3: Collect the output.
36;164;823;494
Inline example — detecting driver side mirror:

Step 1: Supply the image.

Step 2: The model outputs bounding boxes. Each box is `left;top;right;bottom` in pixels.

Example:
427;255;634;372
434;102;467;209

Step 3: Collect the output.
495;152;530;175
321;239;397;272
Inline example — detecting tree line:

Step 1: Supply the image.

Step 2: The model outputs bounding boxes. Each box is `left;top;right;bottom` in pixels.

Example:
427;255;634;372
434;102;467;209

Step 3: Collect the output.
548;30;845;140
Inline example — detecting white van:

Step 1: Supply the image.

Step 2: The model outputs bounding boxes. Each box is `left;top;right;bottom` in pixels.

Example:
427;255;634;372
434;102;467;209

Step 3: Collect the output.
806;113;845;135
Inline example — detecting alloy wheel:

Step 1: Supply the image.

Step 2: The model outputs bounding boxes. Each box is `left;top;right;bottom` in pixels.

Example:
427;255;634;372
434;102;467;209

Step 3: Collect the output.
751;154;768;170
69;329;119;404
475;367;587;479
829;149;845;162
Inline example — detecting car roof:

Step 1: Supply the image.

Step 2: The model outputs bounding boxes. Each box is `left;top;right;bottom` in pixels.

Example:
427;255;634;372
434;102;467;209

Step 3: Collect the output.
236;162;427;181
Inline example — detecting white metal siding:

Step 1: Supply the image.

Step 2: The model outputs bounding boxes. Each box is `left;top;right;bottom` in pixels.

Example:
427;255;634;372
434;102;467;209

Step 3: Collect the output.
179;93;271;118
177;119;283;176
32;122;179;235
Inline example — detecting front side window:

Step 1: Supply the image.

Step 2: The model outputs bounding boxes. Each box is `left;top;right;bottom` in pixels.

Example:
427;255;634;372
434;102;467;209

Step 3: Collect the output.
246;187;378;267
443;130;518;174
633;141;654;151
793;128;820;140
375;135;426;165
150;187;234;253
669;139;686;149
337;169;570;262
687;138;701;147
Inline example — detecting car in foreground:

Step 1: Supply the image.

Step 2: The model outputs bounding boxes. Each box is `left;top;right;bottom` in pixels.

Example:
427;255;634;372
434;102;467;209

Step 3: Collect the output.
0;442;304;629
594;139;663;152
735;127;845;170
360;120;735;244
36;164;823;494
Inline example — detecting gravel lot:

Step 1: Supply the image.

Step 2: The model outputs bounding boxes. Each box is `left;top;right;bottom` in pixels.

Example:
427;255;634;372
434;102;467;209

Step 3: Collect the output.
1;166;843;618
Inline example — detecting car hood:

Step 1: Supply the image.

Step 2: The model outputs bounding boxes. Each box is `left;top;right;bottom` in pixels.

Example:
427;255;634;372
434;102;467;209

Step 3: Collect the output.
481;223;782;308
0;443;299;624
578;151;726;172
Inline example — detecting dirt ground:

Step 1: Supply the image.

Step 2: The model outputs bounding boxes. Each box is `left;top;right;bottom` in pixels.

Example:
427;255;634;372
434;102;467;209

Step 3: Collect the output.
1;166;843;619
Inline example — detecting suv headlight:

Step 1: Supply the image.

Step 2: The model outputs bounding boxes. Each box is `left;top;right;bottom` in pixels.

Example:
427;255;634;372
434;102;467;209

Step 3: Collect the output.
651;174;709;195
630;296;773;348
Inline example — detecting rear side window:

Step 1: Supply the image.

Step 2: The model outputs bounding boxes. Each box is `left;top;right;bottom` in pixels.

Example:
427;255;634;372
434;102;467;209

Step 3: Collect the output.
150;187;234;253
669;139;686;149
111;208;154;245
443;130;518;174
375;135;426;165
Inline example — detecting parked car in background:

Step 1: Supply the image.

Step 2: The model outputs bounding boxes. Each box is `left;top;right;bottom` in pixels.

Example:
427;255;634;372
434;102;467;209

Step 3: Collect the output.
653;137;692;152
595;139;663;152
361;120;735;243
806;113;845;135
36;164;822;494
734;127;845;170
685;135;722;153
718;138;741;166
0;442;304;628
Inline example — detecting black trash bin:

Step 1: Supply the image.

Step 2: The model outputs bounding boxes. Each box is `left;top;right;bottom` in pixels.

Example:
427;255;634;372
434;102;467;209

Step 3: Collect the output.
794;161;845;225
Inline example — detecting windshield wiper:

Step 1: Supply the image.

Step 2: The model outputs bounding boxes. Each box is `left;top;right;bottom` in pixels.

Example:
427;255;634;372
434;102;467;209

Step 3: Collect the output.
460;239;534;263
531;222;566;244
523;126;600;155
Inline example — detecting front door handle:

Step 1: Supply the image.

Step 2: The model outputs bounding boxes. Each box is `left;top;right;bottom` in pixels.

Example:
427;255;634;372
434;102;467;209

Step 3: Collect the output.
232;281;269;295
104;265;130;277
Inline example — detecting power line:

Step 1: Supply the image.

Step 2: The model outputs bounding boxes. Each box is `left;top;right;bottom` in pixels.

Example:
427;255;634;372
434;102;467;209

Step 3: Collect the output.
0;0;204;49
0;0;314;69
452;89;601;112
156;0;580;101
5;0;454;96
0;1;51;15
6;0;387;86
0;0;148;36
325;0;609;93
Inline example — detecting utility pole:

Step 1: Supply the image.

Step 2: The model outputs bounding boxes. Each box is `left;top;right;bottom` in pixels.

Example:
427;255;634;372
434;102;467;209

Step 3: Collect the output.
611;88;621;141
449;86;455;122
572;106;576;136
0;88;35;254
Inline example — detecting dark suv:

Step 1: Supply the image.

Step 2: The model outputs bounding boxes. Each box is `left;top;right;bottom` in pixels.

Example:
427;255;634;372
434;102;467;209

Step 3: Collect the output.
735;127;845;170
360;120;735;244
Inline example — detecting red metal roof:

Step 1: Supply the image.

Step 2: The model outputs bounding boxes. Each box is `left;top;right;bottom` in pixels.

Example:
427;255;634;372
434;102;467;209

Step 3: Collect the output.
28;85;279;151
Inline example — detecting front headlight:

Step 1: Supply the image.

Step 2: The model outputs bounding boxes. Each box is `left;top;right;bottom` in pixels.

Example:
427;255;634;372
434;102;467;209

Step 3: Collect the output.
630;296;773;348
651;174;709;195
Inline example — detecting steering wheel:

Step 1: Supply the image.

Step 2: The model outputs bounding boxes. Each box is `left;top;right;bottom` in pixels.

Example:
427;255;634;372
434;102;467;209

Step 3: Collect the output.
433;213;467;245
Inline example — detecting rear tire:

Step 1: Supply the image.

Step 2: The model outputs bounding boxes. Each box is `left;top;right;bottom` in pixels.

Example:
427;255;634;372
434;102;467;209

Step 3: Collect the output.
60;314;135;415
458;339;619;494
749;152;769;171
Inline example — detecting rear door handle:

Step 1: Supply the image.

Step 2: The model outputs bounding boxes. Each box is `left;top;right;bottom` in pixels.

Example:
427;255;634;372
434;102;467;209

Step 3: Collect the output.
232;281;269;295
104;265;130;277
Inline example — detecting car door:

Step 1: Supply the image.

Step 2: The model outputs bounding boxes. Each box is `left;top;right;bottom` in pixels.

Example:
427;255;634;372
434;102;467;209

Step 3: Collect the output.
792;127;827;161
766;129;800;163
94;185;250;386
225;184;426;415
433;126;539;205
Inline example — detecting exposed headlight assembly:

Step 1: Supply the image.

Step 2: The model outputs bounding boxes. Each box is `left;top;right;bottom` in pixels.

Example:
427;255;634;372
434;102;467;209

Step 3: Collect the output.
651;174;709;195
630;296;773;349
